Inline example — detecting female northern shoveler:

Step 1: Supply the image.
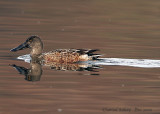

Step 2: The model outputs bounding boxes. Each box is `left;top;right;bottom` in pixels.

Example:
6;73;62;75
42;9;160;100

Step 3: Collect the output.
10;35;101;63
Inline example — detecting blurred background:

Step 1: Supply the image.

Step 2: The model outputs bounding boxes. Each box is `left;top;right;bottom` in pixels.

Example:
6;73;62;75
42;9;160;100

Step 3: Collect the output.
0;0;160;114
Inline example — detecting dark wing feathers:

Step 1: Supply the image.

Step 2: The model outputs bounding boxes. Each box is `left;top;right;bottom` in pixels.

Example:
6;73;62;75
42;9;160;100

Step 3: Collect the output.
77;49;100;55
87;49;100;54
52;49;101;60
76;49;101;60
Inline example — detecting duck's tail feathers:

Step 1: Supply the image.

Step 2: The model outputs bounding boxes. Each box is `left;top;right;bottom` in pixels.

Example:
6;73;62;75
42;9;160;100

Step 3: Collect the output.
87;49;100;54
91;54;102;60
85;49;101;60
77;49;99;54
77;49;101;60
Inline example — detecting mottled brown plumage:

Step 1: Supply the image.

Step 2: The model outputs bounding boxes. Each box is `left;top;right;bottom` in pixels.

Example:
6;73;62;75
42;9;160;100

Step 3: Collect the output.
43;49;98;63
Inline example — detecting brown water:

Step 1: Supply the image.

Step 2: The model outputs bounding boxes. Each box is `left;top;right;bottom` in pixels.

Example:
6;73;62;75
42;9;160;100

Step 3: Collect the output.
0;0;160;114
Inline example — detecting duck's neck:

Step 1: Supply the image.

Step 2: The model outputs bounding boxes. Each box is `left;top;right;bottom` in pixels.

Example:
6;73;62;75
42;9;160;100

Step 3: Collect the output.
30;38;43;58
30;47;42;58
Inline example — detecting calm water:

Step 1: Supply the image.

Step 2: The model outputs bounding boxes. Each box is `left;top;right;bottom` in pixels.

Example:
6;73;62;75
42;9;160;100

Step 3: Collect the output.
0;0;160;114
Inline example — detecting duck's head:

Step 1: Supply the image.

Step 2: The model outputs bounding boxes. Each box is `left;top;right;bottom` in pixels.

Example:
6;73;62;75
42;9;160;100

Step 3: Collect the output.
10;35;43;57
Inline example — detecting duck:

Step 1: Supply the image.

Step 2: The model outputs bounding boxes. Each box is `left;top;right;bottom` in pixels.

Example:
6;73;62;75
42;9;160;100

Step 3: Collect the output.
10;35;101;63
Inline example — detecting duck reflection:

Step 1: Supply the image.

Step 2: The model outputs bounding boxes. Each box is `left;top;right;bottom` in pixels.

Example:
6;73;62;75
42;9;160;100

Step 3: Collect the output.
11;61;42;81
11;60;101;82
46;62;100;72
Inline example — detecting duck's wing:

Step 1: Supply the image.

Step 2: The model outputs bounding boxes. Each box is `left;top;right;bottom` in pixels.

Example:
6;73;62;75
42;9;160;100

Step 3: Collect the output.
61;49;102;60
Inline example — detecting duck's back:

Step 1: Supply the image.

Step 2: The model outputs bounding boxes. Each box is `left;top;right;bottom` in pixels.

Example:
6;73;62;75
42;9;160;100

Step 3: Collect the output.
43;49;101;63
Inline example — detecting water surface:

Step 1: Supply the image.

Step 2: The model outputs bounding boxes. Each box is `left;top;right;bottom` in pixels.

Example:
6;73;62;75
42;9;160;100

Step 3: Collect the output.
0;0;160;114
